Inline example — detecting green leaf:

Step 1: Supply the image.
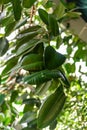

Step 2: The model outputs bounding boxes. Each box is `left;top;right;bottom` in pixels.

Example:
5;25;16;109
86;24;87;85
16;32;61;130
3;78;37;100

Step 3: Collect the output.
9;63;21;74
23;98;40;107
44;46;66;69
37;85;66;128
21;53;43;66
49;120;57;130
49;79;59;91
22;127;38;130
20;111;36;123
23;0;37;8
56;35;63;49
3;0;11;4
35;81;51;95
5;21;16;36
12;0;22;21
22;61;44;71
48;14;59;36
19;25;41;34
0;0;2;4
23;104;34;113
38;8;49;25
14;17;28;29
16;39;43;56
22;119;38;130
0;113;5;123
0;94;5;105
53;1;65;19
0;75;1;85
1;56;18;76
3;116;11;125
64;63;75;74
44;0;54;8
0;14;14;26
16;26;42;49
16;31;40;49
27;119;38;129
65;12;81;19
16;39;38;56
23;69;65;85
32;42;44;55
0;0;11;4
21;53;43;71
59;70;70;87
22;127;33;130
0;37;9;56
10;90;19;103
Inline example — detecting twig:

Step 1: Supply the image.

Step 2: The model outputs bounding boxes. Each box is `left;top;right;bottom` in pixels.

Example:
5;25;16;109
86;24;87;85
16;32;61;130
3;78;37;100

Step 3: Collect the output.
29;5;36;26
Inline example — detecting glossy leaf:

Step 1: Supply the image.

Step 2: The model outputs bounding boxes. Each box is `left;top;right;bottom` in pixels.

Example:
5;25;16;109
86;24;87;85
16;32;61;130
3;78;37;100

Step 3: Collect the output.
38;8;49;25
16;39;42;56
16;31;40;49
16;39;43;56
32;42;44;55
21;53;43;66
1;56;18;75
22;61;44;71
59;70;70;87
44;46;66;69
48;14;59;36
0;37;9;56
16;26;43;49
23;98;40;108
37;86;66;128
24;69;66;85
19;25;41;34
12;0;22;21
14;17;28;29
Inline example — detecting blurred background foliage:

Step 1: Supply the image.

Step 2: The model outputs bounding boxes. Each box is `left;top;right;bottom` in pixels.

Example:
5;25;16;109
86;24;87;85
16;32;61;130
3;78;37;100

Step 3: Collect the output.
0;0;87;130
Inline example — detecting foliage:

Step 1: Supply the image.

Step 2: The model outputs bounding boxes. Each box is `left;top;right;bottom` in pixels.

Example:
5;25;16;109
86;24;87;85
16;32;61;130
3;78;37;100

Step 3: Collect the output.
0;0;87;130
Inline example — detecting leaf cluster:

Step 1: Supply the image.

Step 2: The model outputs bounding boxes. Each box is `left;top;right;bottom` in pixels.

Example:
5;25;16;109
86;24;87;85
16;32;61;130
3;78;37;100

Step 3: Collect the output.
0;0;87;130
